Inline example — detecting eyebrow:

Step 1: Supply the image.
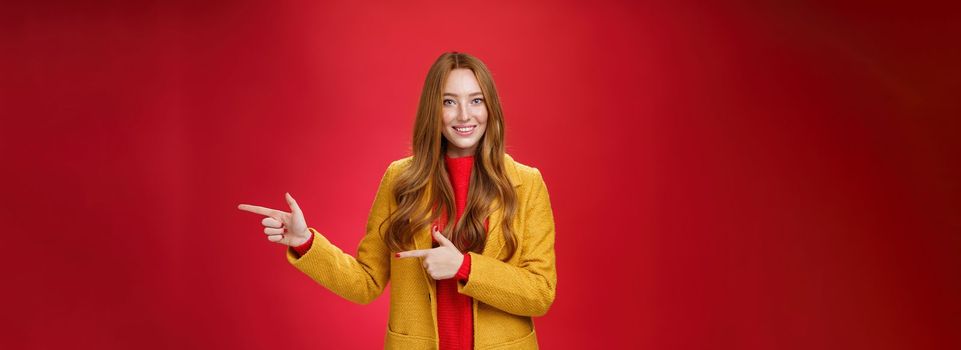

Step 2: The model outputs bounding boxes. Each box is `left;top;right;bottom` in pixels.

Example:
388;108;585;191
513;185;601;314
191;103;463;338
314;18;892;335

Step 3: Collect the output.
443;92;484;97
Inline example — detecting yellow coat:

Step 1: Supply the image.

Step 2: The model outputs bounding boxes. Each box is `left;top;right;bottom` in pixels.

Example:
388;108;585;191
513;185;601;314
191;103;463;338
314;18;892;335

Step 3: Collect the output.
286;153;557;349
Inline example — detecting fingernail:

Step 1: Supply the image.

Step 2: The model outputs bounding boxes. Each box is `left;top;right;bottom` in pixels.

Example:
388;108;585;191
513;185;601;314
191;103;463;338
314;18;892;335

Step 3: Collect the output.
433;225;438;231
394;253;400;258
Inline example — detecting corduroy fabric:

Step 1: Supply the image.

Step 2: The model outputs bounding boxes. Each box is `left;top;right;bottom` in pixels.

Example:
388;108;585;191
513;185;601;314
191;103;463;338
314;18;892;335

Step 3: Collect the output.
286;154;556;349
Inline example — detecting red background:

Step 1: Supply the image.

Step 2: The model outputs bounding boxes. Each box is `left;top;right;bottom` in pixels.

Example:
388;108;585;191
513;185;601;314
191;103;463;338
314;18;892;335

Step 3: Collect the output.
2;0;959;349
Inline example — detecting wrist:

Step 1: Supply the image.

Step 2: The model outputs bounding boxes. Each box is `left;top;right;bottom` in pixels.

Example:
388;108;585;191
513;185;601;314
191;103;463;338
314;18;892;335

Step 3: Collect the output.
290;229;311;247
455;252;471;281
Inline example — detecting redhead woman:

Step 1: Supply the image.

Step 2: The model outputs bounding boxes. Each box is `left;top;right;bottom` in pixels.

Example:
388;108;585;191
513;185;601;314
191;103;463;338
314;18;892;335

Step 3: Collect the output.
238;52;556;349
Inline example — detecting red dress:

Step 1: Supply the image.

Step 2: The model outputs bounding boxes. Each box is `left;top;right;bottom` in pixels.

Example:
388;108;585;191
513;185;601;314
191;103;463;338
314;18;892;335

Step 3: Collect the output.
432;153;482;350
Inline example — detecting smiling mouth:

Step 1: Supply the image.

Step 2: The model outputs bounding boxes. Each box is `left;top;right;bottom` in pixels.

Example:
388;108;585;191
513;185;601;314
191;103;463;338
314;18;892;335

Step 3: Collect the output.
453;125;476;133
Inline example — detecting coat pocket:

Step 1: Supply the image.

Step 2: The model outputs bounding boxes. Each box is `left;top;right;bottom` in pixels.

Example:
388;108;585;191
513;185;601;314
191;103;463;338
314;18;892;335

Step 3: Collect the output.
480;328;538;350
384;326;436;350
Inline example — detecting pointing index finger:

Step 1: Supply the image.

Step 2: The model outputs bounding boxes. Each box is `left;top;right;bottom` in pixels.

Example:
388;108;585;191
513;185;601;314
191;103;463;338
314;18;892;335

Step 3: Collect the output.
237;204;283;217
395;249;431;259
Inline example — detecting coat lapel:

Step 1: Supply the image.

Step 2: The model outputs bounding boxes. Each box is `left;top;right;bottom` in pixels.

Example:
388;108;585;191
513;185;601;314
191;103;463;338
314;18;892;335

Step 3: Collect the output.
486;153;524;259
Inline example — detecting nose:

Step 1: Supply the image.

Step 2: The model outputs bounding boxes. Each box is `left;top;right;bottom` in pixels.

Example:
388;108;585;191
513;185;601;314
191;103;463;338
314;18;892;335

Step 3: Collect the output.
457;102;470;121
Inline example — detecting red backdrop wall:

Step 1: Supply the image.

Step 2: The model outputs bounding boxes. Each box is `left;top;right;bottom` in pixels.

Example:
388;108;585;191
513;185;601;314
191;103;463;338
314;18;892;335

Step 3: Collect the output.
2;0;959;349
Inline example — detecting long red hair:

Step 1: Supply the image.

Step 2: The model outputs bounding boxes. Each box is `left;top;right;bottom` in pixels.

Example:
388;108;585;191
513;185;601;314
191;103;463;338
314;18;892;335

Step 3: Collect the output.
382;52;518;258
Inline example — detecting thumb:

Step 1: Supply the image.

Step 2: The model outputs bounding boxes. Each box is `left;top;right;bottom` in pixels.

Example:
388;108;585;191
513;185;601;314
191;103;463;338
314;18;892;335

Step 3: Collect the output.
432;227;456;249
285;192;302;215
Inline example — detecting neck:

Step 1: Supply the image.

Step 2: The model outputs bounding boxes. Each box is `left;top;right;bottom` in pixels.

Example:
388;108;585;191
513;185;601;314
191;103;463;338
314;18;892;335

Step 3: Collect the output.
445;148;475;158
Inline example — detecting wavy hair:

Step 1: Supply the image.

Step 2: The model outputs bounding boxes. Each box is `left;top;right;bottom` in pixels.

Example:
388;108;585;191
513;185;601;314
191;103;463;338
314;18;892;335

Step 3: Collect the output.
382;51;518;259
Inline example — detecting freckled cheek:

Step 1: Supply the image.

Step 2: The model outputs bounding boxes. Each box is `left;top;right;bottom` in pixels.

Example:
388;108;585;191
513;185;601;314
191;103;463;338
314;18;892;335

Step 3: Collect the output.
470;107;488;121
442;112;457;126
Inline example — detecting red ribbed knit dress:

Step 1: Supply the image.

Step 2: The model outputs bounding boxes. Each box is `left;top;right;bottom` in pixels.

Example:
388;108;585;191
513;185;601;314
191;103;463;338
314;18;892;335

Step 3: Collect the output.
431;153;484;350
290;154;480;350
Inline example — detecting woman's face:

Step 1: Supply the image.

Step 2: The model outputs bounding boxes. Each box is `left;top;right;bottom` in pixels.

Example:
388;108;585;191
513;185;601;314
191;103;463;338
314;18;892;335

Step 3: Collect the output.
441;68;488;158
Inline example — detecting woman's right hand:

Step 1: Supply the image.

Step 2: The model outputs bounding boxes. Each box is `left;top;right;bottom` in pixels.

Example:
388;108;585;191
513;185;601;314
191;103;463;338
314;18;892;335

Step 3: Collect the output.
237;192;311;247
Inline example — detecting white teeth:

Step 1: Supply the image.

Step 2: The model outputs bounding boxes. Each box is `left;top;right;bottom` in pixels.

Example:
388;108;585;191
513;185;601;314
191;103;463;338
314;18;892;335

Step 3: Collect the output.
454;126;475;132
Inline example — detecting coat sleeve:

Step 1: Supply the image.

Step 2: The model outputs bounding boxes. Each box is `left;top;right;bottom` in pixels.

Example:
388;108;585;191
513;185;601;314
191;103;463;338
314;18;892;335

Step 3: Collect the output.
457;168;557;317
285;162;396;305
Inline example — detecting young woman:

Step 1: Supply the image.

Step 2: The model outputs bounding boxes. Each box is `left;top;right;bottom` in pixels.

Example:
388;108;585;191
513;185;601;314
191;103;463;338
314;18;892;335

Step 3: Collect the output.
238;52;556;349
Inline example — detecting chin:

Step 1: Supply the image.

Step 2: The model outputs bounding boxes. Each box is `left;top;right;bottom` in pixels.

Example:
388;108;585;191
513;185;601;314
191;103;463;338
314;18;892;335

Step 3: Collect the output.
455;141;480;151
443;130;485;154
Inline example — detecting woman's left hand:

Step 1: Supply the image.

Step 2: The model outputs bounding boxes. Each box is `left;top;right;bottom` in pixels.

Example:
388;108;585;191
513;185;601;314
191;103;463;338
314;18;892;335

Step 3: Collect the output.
396;226;465;280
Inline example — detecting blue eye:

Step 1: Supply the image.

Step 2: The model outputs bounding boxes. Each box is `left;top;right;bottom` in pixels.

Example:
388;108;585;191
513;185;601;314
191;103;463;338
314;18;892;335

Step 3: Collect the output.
472;98;484;104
